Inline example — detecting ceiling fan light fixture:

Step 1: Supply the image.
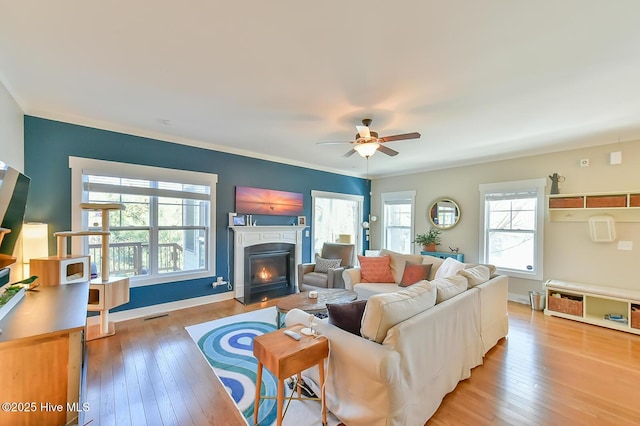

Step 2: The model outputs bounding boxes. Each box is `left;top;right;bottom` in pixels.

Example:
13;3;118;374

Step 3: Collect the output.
354;142;379;158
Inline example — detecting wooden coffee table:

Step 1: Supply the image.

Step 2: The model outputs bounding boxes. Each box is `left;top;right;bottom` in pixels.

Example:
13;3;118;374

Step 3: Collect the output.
275;288;358;328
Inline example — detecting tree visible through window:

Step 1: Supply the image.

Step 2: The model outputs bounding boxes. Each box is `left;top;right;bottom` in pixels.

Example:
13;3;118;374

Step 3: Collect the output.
381;191;416;254
70;157;217;286
479;179;546;280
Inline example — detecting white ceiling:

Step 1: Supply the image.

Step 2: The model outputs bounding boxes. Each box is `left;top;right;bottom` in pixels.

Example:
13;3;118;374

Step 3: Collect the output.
2;1;640;178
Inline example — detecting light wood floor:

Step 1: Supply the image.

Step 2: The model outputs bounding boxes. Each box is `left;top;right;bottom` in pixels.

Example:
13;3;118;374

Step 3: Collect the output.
83;300;640;426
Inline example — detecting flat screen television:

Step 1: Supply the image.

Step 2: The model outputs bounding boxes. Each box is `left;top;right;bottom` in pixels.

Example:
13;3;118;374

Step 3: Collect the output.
0;161;30;260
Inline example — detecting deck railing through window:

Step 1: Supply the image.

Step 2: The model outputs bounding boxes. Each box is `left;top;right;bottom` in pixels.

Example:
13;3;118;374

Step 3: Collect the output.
89;242;183;277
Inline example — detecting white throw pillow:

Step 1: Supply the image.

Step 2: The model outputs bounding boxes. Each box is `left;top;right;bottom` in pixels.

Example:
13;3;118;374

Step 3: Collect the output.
434;257;466;279
432;275;468;303
361;280;437;343
458;265;491;287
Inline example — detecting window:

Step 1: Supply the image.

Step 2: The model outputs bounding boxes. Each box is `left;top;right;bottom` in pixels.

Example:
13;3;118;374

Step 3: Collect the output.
381;191;416;254
311;191;363;258
479;179;546;280
69;157;217;286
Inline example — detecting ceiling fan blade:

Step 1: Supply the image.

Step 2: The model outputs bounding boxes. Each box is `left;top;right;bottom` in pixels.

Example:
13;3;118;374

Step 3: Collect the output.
316;141;353;145
356;125;370;139
342;149;357;158
380;132;421;143
377;144;399;156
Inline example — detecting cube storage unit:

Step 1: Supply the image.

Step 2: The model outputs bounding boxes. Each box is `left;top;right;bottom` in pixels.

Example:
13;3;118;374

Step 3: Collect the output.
86;276;130;340
30;255;90;286
545;280;640;335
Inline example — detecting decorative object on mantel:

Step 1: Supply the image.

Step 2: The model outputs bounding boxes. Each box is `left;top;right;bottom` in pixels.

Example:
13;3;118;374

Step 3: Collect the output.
415;228;442;252
449;246;459;253
548;173;565;195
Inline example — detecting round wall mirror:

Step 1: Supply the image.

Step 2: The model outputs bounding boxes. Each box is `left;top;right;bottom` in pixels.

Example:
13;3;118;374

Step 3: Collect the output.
428;198;461;229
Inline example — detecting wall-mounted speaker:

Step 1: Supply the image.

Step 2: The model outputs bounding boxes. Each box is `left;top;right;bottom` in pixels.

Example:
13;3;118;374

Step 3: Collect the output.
588;215;616;242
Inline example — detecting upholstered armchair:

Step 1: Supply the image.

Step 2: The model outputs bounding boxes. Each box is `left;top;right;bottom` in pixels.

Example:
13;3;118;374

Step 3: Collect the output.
298;242;355;291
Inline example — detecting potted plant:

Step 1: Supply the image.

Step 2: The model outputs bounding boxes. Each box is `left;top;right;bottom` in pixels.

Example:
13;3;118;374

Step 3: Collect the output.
415;228;442;252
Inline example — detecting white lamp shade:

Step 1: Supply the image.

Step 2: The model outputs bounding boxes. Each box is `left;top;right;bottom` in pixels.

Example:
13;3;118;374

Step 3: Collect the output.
354;142;379;158
23;223;49;261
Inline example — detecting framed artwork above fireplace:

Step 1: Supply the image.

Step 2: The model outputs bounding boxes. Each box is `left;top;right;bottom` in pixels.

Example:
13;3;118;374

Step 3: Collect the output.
235;186;303;216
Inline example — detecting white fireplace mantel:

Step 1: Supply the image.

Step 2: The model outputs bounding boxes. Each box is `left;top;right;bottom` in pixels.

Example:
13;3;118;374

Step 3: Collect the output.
230;225;305;300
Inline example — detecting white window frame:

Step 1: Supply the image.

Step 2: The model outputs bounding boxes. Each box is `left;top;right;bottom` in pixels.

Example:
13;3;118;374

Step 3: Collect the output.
478;178;546;280
69;156;218;287
311;190;364;258
381;190;416;254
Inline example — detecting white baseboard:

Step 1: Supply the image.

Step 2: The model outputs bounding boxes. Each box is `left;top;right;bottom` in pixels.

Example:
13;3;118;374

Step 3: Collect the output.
109;292;235;323
508;292;531;305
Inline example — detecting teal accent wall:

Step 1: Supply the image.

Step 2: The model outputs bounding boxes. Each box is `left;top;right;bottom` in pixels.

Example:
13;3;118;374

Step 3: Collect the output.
24;116;369;310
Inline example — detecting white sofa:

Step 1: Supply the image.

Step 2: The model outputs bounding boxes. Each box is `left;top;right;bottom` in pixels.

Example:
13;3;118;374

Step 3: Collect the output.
285;251;509;426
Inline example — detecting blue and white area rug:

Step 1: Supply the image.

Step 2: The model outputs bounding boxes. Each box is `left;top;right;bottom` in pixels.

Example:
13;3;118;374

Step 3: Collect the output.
186;307;341;426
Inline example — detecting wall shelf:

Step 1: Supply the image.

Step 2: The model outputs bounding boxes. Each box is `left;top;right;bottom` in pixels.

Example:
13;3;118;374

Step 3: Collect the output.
548;191;640;222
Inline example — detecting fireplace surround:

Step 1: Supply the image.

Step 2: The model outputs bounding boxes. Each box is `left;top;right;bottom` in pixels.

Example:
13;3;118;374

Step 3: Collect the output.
231;226;304;304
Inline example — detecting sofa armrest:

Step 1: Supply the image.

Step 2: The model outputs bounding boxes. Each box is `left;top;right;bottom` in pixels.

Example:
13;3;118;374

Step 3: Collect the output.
327;267;346;288
475;275;509;354
297;263;316;286
342;267;362;290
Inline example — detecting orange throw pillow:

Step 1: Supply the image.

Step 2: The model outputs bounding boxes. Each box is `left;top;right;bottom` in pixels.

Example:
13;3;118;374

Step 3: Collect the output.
358;255;395;283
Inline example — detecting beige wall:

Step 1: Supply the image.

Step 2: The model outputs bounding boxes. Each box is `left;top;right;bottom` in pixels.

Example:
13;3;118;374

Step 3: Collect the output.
0;79;23;171
371;139;640;303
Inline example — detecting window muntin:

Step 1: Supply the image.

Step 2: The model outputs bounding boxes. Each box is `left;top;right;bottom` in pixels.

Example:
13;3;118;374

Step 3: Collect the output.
479;180;546;280
381;191;416;254
70;157;217;287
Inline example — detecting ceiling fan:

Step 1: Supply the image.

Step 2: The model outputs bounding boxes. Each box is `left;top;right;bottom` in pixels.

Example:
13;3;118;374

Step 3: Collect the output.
318;118;421;158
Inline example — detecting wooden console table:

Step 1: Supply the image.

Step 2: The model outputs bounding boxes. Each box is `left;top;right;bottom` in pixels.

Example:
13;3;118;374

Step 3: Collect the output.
0;282;89;425
420;251;464;262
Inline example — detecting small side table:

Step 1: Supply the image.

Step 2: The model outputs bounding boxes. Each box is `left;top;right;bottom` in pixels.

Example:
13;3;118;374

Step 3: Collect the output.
253;325;329;426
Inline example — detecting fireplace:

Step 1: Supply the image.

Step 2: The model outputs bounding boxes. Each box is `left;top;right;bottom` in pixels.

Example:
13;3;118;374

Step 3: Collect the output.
231;225;304;304
244;243;295;303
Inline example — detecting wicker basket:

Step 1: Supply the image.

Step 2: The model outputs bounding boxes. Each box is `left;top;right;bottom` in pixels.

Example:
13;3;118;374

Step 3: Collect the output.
548;295;583;316
631;308;640;329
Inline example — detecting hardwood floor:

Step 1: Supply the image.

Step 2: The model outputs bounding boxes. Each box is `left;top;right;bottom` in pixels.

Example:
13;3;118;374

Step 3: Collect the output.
83;300;640;426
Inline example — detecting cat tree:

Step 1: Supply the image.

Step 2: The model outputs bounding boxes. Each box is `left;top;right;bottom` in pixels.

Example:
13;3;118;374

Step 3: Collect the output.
32;203;130;340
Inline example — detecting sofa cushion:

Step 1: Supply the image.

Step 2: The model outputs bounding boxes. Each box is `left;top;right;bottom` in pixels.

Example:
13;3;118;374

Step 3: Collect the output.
432;275;469;303
314;256;342;273
379;249;424;283
464;262;497;277
361;280;437;343
357;255;395;283
400;262;433;287
352;283;404;299
458;265;491;287
421;255;445;280
327;299;368;336
434;257;466;279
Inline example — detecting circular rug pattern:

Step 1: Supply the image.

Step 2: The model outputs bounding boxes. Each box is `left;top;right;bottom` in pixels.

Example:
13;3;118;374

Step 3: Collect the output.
198;320;278;425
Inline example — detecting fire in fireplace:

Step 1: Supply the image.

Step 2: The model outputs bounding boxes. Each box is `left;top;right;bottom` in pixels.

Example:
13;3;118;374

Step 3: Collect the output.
243;242;295;303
